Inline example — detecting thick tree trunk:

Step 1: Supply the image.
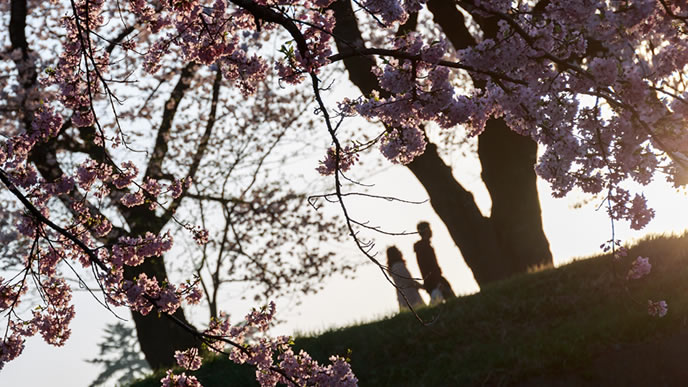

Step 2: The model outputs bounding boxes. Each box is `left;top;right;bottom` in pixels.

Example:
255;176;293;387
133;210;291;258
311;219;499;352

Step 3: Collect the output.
123;214;202;370
331;0;553;287
427;0;553;275
478;119;553;274
406;142;510;284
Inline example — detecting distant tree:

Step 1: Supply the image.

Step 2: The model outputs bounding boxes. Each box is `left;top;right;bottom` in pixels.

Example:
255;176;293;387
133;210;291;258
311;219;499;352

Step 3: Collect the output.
87;322;150;387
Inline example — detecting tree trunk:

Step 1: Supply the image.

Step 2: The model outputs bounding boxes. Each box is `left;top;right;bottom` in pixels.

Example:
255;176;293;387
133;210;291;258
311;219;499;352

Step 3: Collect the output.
123;213;202;370
478;119;553;274
124;257;201;370
406;142;509;284
14;0;200;368
331;0;553;287
426;0;554;276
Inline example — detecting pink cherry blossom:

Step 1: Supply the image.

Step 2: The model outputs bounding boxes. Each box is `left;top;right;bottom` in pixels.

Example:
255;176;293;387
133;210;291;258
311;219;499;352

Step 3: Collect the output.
179;282;203;305
175;348;202;371
316;145;359;175
627;256;652;280
31;105;63;141
0;332;25;371
648;300;668;318
160;370;202;387
379;127;427;165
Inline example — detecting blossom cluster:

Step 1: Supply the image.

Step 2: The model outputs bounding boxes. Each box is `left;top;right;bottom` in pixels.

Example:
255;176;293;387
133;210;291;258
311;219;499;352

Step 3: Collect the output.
346;1;688;231
648;300;668;318
160;370;202;387
627;256;652;280
175;348;203;371
354;35;468;135
275;7;336;84
178;302;358;387
0;276;75;371
379;127;427;165
316;145;360;175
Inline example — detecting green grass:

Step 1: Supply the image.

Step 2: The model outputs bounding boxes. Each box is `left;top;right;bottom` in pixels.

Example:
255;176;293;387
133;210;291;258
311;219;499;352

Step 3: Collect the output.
131;232;688;386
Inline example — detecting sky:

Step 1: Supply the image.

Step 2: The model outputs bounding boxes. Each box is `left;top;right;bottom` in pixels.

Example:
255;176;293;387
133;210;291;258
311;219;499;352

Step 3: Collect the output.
2;155;688;386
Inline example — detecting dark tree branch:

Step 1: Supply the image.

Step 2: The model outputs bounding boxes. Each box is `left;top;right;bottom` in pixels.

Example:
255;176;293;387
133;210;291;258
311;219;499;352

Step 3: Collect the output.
9;0;29;57
143;62;197;182
328;47;527;86
160;68;223;224
0;169;108;272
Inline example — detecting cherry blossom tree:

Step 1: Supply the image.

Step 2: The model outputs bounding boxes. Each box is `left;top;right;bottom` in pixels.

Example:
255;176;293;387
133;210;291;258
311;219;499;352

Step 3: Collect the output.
2;0;687;385
330;0;553;286
2;0;350;374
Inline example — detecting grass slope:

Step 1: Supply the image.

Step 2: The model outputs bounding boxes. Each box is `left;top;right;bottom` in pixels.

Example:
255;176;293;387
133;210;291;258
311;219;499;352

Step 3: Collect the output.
132;233;688;386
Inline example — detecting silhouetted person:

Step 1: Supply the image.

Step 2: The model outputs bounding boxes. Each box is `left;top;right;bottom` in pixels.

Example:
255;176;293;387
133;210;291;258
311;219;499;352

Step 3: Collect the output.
414;222;455;304
387;246;425;311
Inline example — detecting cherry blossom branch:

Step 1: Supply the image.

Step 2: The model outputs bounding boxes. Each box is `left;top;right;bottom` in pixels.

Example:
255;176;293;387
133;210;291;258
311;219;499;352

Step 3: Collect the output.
658;0;688;27
309;191;428;205
229;0;309;58
0;172;333;383
328;47;528;86
305;68;431;321
0;168;108;272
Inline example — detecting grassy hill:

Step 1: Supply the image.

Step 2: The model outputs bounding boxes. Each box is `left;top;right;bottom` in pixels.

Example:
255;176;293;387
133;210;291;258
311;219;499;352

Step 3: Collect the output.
132;233;688;386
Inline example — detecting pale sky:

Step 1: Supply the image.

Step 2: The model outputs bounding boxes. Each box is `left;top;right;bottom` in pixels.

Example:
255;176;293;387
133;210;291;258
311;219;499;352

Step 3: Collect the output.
2;156;687;386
